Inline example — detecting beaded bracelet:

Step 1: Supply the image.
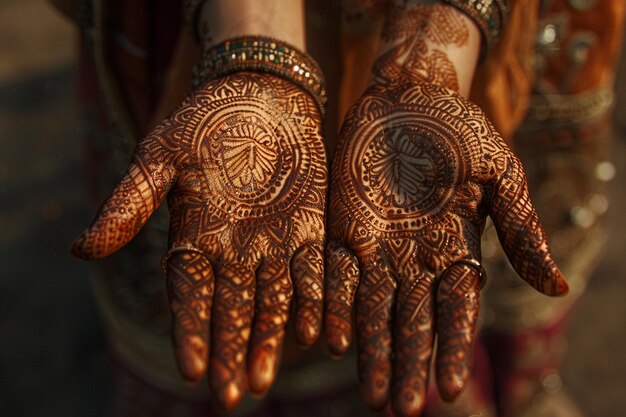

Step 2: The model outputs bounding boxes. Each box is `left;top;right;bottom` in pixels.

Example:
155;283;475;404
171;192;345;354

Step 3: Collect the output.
192;36;327;116
441;0;509;52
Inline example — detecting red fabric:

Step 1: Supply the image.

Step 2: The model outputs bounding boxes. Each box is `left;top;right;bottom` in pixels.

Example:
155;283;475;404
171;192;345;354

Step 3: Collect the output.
482;307;574;417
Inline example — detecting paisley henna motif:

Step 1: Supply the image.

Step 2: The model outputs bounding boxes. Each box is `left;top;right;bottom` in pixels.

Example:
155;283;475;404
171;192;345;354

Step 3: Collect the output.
73;72;327;410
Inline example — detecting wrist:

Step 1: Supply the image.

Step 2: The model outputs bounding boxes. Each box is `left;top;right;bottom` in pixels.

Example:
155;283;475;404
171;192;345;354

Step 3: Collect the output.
439;0;509;55
371;3;480;97
183;1;306;51
192;36;327;116
196;0;305;51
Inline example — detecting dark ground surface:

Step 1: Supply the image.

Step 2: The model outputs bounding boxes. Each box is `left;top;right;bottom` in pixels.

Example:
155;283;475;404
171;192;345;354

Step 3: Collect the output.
1;2;625;417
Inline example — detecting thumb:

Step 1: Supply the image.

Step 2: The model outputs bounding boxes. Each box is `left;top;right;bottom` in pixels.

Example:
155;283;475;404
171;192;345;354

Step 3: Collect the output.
488;158;568;296
72;144;176;259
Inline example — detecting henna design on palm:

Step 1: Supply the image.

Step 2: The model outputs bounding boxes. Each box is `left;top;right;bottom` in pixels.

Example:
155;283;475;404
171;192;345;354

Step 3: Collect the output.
325;5;566;417
73;72;327;410
326;81;568;417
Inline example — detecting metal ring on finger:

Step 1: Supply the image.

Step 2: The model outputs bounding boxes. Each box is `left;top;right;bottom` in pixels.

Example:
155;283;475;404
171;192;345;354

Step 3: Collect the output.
161;242;208;272
449;258;488;289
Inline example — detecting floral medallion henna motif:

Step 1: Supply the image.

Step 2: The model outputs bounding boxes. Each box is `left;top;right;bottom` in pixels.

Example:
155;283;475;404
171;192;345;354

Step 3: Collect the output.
73;71;327;411
325;4;567;417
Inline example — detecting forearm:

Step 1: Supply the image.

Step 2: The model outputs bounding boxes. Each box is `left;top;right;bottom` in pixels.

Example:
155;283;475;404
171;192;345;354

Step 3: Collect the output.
196;0;305;50
372;1;482;97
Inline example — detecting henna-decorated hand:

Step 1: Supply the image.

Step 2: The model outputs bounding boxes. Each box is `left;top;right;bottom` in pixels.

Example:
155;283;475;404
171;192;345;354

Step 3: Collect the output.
72;72;327;410
324;81;568;417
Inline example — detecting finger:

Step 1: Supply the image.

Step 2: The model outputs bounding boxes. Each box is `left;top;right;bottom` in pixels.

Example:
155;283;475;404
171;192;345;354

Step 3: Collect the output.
209;259;256;411
72;147;175;259
435;262;481;402
324;240;360;357
391;271;435;417
247;258;293;396
291;244;324;347
166;250;214;382
489;162;568;296
356;259;395;411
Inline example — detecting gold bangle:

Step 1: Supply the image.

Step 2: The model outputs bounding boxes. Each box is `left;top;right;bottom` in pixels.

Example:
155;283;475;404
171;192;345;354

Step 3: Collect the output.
440;0;509;54
192;36;327;117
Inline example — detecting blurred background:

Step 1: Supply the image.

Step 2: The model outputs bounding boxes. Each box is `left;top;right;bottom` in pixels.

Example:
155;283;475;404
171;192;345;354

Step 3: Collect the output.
1;0;625;416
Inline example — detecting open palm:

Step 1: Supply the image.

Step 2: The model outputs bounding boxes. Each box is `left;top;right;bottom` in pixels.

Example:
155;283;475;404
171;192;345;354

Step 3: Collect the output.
73;72;327;410
324;82;567;417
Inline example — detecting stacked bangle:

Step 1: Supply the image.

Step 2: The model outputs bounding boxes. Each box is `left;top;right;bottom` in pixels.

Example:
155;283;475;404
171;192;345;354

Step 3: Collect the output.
441;0;509;52
192;36;327;116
